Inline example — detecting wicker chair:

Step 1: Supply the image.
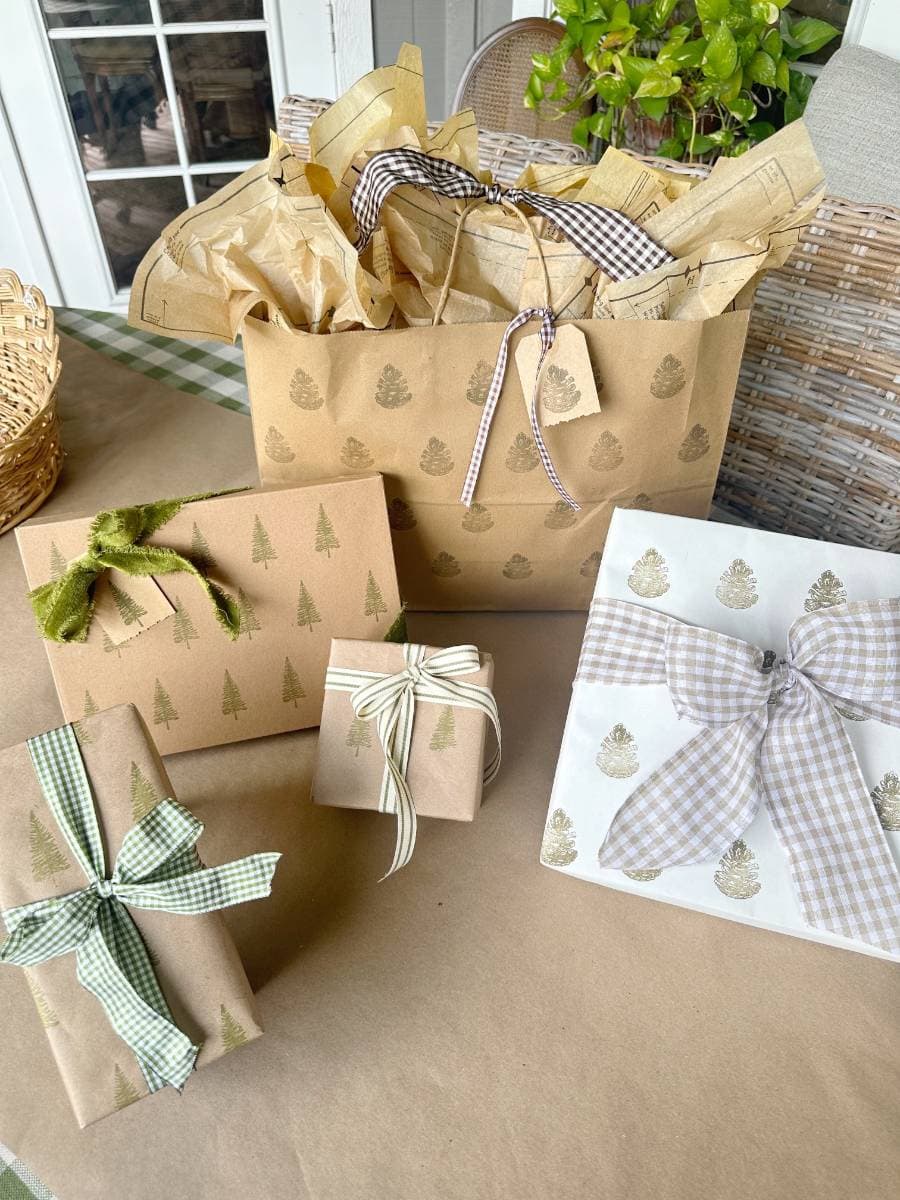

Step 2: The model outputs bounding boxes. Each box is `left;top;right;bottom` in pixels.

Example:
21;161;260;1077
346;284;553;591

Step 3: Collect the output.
276;95;589;187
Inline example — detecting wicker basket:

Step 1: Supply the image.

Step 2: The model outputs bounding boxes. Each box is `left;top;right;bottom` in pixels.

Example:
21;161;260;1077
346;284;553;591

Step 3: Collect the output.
276;94;589;187
0;270;62;536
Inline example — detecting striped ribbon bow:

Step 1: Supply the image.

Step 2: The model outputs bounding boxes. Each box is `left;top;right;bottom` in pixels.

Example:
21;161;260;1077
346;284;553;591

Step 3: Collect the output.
578;597;900;954
0;725;280;1093
350;148;674;510
326;643;501;876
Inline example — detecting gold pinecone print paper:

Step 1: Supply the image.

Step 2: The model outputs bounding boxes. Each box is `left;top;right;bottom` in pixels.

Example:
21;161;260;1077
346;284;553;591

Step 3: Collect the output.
388;498;417;531
541;809;578;866
650;353;687;399
596;724;639;779
461;502;493;533
715;559;759;609
503;554;533;580
804;570;846;613
375;363;412;408
589;431;624;472
627;548;669;598
677;424;710;462
714;839;761;900
541;364;581;413
872;771;900;832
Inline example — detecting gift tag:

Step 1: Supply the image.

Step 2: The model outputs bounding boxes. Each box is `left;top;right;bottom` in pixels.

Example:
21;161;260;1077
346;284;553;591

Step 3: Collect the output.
515;325;601;426
93;570;175;645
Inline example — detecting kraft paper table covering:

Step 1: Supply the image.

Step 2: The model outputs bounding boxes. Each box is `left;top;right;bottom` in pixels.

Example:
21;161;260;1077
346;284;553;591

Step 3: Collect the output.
0;336;896;1199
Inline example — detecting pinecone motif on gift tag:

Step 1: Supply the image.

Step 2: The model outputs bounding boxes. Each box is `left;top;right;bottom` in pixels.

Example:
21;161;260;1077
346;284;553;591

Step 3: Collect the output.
153;679;178;730
130;762;160;822
281;657;306;708
222;669;247;721
625;493;653;510
714;839;761;899
346;714;372;756
506;432;539;473
466;359;493;407
375;364;412;409
623;868;663;882
650;353;687;399
540;808;578;866
541;364;581;413
251;515;277;569
627;548;669;598
461;502;494;533
429;706;457;750
503;553;533;580
113;1064;143;1110
220;1004;250;1053
25;971;59;1029
29;810;70;881
715;559;759;610
264;425;295;463
364;570;388;622
580;550;601;580
596;724;639;779
289;366;323;410
419;436;454;476
388;498;417;531
678;424;710;462
589;431;624;472
340;436;374;470
544;500;578;530
431;551;461;578
804;570;846;613
872;771;900;832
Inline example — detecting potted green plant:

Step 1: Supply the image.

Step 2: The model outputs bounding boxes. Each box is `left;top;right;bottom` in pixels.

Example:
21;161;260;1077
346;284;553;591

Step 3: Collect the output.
525;0;840;161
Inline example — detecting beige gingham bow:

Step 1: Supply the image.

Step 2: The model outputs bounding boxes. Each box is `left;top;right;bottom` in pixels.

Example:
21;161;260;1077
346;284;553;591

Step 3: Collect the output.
578;597;900;954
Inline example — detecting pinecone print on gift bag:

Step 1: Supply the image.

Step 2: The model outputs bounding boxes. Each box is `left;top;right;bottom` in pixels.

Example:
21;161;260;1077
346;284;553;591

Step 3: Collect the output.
375;364;412;409
804;570;846;613
541;364;581;413
466;359;493;407
419;437;454;477
153;678;178;730
130;761;160;822
627;548;669;598
544;500;578;530
540;808;578;866
625;493;653;511
110;581;146;628
872;771;900;832
172;596;199;650
431;551;461;578
222;669;247;721
346;714;372;756
289;366;323;410
264;425;295;463
714;839;761;899
314;504;341;557
589;431;624;472
281;656;306;707
623;869;662;882
506;432;539;473
251;515;277;569
25;971;59;1029
429;706;457;750
113;1063;143;1110
388;498;417;531
580;550;601;580
461;502;493;533
340;436;374;470
220;1004;250;1052
503;554;533;580
596;724;639;779
715;559;759;610
650;353;686;399
678;424;710;462
29;810;70;882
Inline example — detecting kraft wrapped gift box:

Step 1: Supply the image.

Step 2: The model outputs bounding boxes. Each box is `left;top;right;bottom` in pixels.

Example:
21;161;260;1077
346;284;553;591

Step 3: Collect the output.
15;476;402;755
543;508;900;961
0;705;273;1127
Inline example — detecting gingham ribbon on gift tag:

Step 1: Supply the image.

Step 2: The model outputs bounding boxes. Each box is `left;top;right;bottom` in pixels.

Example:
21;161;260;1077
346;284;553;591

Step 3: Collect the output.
326;644;501;876
577;597;900;954
350;148;674;509
0;724;280;1093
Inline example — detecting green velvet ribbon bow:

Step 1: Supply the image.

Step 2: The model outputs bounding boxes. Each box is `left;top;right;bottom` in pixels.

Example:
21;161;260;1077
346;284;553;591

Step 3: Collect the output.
30;491;244;643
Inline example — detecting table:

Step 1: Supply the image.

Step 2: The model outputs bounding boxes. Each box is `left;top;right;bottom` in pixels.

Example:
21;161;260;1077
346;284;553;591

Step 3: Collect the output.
0;333;896;1200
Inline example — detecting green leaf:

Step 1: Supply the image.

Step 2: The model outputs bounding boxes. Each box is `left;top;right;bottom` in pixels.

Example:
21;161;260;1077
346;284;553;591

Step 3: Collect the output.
706;127;734;146
571;116;592;149
621;54;656;88
719;66;744;103
525;74;545;103
581;20;608;54
598;106;616;140
554;0;583;17
746;50;776;85
610;1;631;29
634;65;682;98
565;15;584;42
656;137;684;159
784;69;814;122
762;28;782;58
788;16;840;54
775;55;790;93
660;37;707;67
688;133;716;155
674;113;693;142
751;1;779;22
696;0;729;20
594;73;632;104
747;120;776;142
637;96;670;120
650;0;678;27
704;23;738;80
727;94;756;121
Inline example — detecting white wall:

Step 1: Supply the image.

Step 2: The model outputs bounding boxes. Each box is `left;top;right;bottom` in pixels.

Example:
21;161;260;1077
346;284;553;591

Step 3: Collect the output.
848;0;900;59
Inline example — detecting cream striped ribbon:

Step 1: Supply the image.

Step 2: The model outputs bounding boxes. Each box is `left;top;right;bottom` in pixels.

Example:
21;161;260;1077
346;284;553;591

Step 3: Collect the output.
325;644;501;876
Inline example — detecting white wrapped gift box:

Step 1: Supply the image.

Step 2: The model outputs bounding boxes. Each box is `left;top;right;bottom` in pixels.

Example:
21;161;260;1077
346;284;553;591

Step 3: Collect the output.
544;509;900;961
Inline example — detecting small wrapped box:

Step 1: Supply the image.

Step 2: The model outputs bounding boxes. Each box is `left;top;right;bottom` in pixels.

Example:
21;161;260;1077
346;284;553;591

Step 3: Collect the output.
314;639;499;873
16;475;402;754
544;509;900;961
0;704;279;1126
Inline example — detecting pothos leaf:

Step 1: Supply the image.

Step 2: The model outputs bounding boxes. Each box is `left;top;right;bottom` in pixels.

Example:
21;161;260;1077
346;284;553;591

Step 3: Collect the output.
746;49;777;86
656;137;684;160
703;23;738;80
634;64;682;98
637;96;670;120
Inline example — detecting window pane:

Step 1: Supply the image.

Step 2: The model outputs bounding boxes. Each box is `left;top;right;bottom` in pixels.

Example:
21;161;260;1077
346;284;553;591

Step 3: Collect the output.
41;2;152;29
51;38;178;169
192;172;241;203
88;176;188;289
159;1;263;18
168;32;274;164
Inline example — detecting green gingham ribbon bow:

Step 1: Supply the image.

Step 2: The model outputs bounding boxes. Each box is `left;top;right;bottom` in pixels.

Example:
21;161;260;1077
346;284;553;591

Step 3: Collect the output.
0;724;280;1093
30;491;244;644
325;644;501;876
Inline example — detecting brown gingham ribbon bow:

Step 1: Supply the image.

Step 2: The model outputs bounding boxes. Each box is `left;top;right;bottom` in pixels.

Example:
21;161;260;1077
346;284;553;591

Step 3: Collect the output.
351;148;674;510
577;597;900;954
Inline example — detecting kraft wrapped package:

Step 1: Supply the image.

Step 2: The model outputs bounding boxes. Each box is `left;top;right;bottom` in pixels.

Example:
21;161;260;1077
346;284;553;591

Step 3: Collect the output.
0;705;267;1127
15;476;402;754
313;638;495;822
545;509;900;961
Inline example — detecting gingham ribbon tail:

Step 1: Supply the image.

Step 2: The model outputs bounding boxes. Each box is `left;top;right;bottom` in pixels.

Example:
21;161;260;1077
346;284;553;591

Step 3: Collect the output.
0;725;280;1092
578;597;900;954
351;148;674;509
326;644;501;876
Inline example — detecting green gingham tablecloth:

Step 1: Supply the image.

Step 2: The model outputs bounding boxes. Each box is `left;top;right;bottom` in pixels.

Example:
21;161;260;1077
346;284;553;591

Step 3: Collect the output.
0;1142;57;1200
